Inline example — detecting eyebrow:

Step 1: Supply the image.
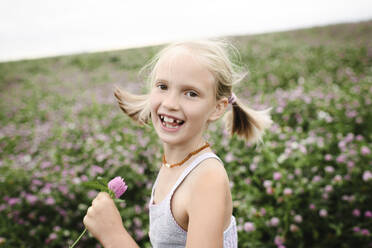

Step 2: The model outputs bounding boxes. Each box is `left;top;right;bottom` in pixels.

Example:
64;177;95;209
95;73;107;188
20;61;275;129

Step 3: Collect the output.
155;78;205;94
154;78;168;83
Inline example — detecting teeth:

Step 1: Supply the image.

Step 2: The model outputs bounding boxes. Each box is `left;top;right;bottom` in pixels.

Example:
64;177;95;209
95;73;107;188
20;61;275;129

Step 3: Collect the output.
164;116;174;123
160;115;183;124
165;122;177;128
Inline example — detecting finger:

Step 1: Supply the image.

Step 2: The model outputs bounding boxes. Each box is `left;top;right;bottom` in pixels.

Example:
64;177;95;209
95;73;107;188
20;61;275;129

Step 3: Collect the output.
87;206;94;217
83;215;89;227
97;191;110;199
92;198;98;207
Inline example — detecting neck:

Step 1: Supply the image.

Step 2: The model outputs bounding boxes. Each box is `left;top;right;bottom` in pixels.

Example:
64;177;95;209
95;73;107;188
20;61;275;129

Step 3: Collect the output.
162;137;208;165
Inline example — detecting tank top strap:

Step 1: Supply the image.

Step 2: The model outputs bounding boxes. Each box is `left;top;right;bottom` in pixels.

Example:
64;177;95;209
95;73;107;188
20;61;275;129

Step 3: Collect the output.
169;152;222;196
150;175;159;207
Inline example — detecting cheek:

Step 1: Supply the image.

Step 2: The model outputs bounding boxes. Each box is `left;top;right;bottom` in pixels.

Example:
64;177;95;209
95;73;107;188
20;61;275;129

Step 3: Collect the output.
149;93;160;117
187;107;206;123
149;91;158;107
191;104;214;123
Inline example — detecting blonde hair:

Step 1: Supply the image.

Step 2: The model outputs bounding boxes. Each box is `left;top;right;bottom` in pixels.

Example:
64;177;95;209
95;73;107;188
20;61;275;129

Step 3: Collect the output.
114;39;273;144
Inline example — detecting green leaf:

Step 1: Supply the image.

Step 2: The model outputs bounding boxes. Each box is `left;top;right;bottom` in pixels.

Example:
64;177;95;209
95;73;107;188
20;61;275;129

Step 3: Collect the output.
329;223;342;236
96;177;109;187
114;199;125;203
81;181;108;192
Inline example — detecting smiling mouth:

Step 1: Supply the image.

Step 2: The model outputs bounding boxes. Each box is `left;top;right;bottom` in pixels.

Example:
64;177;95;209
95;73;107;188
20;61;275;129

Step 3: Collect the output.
159;114;185;129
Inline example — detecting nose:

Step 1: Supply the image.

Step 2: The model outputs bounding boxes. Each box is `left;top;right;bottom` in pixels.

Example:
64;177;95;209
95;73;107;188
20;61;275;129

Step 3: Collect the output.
162;91;180;110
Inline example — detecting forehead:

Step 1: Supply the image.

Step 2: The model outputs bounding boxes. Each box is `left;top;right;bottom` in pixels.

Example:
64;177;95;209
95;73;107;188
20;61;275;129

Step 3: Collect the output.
155;46;216;89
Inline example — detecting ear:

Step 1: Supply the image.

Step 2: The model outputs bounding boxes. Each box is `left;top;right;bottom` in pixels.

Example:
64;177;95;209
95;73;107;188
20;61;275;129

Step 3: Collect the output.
208;97;228;122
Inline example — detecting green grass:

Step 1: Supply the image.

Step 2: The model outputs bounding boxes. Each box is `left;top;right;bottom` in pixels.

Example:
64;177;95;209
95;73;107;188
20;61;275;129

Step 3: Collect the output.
0;20;371;247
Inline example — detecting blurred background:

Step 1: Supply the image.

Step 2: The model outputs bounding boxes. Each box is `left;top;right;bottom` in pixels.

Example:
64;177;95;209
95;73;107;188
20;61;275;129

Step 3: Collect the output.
0;1;371;248
1;0;371;62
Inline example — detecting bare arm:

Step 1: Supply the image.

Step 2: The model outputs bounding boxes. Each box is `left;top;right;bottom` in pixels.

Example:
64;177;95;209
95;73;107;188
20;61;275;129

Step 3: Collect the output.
83;192;141;248
102;228;140;248
185;159;230;248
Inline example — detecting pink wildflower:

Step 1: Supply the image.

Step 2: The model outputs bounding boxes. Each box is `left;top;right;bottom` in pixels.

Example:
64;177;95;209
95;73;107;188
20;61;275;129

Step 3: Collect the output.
274;235;285;245
338;140;346;149
0;204;6;212
361;146;371;155
361;229;370;236
270;217;280;226
39;216;47;222
244;222;255;232
312;175;322;183
91;165;104;177
273;172;282;180
134;228;146;240
249;163;257;171
336;154;346;163
266;187;274;195
365;211;372;218
319;209;328;217
225;152;234;163
352;209;361;217
263;180;272;188
108;177;128;198
344;174;351;181
134;205;142;214
324;154;332;161
260;208;266;216
283;188;292;196
26;194;38;205
325;166;334;173
333;175;342;182
356;135;363;141
8;198;20;206
322;193;329;200
290;224;299;232
45;197;55;205
48;233;57;241
294;215;303;223
363;171;372;182
80;175;89;182
347;161;355;168
325;185;333;193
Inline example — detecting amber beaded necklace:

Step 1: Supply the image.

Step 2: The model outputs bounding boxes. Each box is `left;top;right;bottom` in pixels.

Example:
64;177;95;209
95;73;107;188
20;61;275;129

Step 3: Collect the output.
162;142;210;168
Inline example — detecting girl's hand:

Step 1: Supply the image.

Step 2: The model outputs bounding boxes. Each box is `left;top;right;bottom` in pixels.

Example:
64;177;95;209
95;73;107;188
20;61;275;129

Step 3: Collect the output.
83;192;126;246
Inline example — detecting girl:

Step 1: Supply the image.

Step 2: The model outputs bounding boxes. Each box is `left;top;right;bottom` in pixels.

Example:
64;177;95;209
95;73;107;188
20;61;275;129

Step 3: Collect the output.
83;39;273;248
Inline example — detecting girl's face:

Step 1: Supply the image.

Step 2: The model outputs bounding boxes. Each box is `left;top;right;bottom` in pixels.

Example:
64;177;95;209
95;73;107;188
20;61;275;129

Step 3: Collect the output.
149;47;227;146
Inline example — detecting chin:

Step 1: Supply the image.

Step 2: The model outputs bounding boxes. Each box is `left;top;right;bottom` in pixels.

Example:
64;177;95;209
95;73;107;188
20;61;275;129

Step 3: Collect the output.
157;133;187;146
153;119;205;147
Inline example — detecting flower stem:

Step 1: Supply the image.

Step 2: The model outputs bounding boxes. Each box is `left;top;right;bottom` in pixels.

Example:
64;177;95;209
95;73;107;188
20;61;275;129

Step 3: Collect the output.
70;227;87;248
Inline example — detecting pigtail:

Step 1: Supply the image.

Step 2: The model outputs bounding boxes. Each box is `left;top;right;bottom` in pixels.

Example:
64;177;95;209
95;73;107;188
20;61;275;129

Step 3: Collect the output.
112;44;164;126
113;85;151;125
223;96;273;145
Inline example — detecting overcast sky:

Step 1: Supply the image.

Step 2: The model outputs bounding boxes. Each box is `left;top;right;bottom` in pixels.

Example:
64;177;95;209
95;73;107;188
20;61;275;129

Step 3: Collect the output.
0;0;371;62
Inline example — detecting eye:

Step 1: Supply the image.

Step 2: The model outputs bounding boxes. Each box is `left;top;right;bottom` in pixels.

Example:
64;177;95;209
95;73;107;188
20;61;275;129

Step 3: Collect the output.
157;84;167;90
186;91;198;98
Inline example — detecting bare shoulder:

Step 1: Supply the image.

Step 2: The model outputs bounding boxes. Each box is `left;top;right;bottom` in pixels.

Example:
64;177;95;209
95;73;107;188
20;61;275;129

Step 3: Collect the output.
188;157;230;189
184;157;231;246
185;157;231;211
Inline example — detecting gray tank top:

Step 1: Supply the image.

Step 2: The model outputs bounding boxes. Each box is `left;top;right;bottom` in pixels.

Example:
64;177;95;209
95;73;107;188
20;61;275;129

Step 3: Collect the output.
148;152;238;248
